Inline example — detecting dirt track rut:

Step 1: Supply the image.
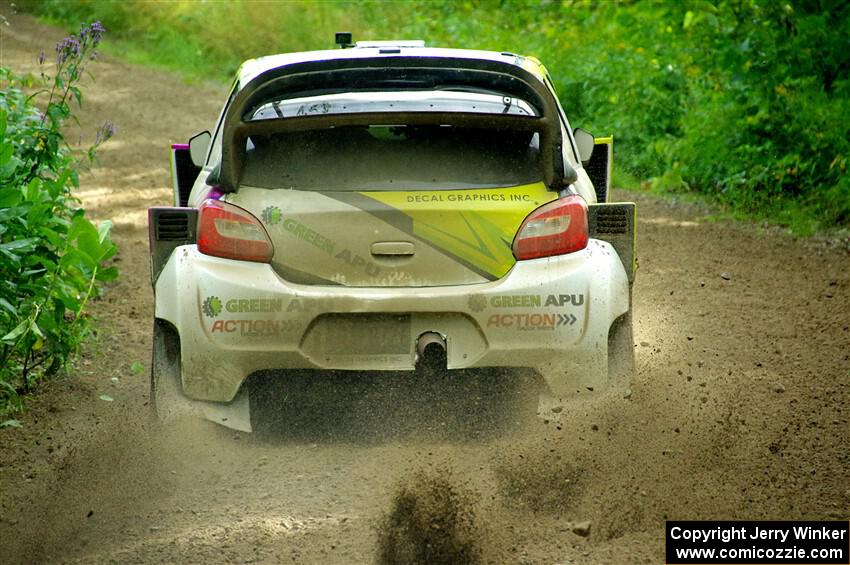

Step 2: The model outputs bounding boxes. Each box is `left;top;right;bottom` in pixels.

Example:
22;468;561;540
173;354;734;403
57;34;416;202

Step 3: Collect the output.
1;13;849;565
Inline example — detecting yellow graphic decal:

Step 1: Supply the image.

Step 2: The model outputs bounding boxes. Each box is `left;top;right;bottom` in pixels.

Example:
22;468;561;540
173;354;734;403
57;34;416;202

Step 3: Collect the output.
360;183;556;278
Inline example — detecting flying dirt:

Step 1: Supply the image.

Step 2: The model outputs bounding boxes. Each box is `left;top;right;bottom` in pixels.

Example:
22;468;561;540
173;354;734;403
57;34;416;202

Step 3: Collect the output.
1;13;848;565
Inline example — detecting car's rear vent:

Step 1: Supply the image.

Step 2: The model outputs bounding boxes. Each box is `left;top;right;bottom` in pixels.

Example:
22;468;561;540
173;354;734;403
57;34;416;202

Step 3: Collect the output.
149;207;198;284
150;208;198;242
593;207;628;234
156;211;192;240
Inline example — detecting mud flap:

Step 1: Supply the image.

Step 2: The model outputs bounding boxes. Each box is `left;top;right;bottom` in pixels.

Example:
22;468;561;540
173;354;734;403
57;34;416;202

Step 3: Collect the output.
198;388;252;432
157;371;252;433
588;202;636;283
153;320;252;432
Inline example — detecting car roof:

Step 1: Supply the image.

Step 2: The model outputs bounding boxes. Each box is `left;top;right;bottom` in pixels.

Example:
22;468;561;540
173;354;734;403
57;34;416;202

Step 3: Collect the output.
236;46;548;89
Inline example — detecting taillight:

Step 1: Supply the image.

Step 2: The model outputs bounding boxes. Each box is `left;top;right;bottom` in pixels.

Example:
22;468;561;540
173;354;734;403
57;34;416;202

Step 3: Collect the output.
197;199;274;262
512;195;588;260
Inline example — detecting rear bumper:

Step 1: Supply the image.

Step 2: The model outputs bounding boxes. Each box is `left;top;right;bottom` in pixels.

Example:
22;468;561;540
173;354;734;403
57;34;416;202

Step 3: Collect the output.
154;238;629;402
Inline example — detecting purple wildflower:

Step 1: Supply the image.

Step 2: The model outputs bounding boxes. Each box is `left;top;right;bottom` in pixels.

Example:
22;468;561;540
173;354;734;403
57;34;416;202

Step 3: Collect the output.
79;21;104;41
95;120;116;145
89;21;105;44
55;36;81;65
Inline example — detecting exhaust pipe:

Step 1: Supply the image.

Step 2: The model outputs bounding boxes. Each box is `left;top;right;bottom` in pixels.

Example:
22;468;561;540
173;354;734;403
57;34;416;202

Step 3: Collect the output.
416;331;447;373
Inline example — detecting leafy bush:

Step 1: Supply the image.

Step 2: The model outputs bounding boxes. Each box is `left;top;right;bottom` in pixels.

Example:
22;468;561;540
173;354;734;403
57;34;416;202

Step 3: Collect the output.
0;22;116;414
661;1;850;232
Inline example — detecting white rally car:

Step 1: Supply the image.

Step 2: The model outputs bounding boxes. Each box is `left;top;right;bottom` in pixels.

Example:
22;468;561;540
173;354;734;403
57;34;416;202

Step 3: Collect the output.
149;36;636;431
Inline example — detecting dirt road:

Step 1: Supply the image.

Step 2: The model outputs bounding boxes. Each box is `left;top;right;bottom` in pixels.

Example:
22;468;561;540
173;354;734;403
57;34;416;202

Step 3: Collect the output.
1;13;848;565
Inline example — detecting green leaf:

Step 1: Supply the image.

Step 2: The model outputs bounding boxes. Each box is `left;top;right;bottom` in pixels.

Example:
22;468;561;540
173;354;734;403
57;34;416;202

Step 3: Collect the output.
28;254;58;271
70;86;83;106
0;248;20;262
0;298;16;314
60;245;95;274
99;394;113;402
0;187;23;208
2;320;29;344
97;220;113;244
25;178;43;202
30;321;44;339
0;140;12;166
21;268;46;277
46;169;70;198
0;419;22;429
77;232;102;263
0;238;38;251
0;155;21;181
39;311;58;333
130;361;145;375
56;292;81;311
38;227;63;248
69;215;101;256
96;265;118;282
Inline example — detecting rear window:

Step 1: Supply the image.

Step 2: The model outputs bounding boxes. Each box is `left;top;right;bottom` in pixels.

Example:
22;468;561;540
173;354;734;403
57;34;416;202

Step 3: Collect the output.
241;125;542;191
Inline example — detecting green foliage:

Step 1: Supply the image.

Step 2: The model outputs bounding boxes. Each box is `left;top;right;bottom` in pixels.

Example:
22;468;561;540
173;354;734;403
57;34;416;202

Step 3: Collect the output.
660;1;850;233
0;21;116;415
22;0;850;233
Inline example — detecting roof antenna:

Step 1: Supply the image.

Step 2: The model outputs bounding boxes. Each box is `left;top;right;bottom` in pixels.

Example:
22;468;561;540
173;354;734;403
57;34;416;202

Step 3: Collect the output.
335;32;353;49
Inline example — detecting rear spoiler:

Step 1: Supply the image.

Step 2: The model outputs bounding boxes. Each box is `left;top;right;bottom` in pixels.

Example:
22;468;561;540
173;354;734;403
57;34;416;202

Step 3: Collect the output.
219;56;578;193
588;202;636;283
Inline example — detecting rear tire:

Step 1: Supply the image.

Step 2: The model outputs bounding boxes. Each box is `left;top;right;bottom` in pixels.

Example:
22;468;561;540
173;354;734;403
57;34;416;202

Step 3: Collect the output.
607;309;634;386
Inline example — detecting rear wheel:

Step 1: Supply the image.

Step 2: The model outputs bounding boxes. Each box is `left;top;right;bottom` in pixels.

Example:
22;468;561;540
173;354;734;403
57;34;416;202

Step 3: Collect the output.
607;309;634;386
